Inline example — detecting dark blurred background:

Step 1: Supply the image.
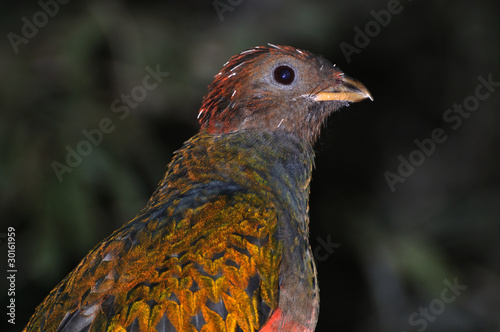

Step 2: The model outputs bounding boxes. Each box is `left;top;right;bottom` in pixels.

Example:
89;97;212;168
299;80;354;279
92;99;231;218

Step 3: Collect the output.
1;0;499;331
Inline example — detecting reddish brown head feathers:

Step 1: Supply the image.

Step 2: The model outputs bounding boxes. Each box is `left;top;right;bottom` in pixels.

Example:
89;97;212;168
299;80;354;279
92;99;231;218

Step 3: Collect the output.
198;44;372;144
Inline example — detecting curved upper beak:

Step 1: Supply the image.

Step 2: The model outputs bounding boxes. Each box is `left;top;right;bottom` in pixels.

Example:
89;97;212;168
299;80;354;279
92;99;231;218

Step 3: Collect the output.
313;75;373;103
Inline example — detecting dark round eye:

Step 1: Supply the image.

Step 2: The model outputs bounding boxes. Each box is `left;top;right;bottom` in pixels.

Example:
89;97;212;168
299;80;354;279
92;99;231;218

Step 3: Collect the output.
273;65;295;85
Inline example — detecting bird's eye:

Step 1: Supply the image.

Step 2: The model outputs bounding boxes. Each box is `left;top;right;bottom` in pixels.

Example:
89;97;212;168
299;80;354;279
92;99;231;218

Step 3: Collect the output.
274;66;295;85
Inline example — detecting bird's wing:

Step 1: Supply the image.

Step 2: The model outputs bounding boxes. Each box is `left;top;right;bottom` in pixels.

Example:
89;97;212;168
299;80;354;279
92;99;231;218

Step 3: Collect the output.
24;184;282;332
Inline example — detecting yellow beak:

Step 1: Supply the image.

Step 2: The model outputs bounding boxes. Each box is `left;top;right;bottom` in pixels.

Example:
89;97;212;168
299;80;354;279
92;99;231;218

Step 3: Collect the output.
313;75;373;103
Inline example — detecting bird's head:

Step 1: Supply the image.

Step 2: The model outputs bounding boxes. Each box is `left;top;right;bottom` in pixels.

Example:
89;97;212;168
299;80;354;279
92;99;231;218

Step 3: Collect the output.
198;44;372;145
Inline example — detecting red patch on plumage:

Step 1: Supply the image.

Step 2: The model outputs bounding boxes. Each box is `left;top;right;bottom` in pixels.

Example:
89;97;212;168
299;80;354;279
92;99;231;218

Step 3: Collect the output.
260;308;315;332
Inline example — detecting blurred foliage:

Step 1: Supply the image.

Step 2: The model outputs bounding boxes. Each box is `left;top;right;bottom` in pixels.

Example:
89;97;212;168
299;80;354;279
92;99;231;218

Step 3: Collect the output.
1;0;499;331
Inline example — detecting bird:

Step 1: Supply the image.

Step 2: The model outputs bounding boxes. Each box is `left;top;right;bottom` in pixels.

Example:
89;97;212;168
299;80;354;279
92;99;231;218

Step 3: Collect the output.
24;44;372;332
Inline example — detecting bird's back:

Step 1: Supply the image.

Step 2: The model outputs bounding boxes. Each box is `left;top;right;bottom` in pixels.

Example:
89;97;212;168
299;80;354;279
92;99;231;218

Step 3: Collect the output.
25;130;316;332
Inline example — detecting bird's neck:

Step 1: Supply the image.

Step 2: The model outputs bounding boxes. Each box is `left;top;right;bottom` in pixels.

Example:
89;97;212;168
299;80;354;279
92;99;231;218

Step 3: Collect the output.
151;129;314;223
